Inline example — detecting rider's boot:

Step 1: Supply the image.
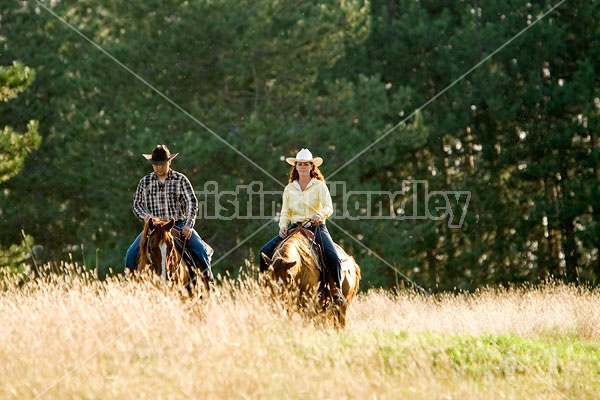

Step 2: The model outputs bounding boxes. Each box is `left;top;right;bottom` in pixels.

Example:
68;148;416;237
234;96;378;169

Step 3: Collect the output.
203;268;220;296
332;286;347;307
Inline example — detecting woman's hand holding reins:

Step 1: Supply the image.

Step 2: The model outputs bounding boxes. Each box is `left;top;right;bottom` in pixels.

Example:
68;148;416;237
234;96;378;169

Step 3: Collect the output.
279;226;288;238
310;214;321;225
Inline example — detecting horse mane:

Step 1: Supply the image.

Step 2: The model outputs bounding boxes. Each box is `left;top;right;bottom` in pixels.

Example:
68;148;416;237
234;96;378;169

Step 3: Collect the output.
275;229;321;277
137;218;153;269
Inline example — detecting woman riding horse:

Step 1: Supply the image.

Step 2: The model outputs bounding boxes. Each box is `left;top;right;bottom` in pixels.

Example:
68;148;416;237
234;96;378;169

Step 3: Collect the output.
260;148;346;306
261;225;360;328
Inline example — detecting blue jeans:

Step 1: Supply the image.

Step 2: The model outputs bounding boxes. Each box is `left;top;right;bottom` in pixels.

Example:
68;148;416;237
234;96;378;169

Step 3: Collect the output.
125;221;213;278
259;224;342;288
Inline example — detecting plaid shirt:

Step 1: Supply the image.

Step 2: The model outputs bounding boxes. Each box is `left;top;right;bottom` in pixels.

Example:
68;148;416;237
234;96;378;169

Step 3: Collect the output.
132;169;198;227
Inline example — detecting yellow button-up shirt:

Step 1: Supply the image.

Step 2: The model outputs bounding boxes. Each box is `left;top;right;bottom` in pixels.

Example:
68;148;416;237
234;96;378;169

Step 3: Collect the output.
279;178;334;228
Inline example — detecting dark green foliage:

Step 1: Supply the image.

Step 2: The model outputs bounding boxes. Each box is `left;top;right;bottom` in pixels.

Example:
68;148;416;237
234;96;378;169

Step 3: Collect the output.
0;61;40;184
0;0;597;290
0;59;41;272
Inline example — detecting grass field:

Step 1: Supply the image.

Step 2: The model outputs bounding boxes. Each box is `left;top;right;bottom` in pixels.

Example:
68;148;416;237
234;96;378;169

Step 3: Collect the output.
1;264;599;399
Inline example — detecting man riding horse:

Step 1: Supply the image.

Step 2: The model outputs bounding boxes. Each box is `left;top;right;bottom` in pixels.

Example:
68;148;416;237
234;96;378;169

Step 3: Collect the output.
124;144;216;290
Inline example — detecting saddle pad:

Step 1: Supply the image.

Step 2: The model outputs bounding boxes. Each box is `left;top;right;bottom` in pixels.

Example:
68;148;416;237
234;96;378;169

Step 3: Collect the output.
334;243;354;273
202;239;214;261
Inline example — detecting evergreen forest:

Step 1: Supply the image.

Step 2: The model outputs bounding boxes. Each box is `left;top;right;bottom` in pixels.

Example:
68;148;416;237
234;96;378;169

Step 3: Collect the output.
1;0;598;291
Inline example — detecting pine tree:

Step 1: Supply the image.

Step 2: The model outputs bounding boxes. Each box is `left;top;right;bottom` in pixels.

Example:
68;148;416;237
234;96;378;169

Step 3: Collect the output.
0;61;41;272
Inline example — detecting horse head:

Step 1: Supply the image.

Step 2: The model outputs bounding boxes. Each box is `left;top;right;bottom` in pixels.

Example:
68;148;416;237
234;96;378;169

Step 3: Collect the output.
260;252;297;287
139;217;177;281
261;229;320;299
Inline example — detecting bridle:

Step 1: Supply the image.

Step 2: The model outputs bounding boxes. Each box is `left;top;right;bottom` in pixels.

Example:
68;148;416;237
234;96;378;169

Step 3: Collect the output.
145;227;157;266
145;227;187;280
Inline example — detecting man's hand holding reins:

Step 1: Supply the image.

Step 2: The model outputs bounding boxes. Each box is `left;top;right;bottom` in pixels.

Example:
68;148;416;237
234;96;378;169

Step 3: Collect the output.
182;225;193;240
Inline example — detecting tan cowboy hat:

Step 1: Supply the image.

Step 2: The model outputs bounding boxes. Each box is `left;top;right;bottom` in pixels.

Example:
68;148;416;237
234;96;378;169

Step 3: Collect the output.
285;148;323;167
142;144;179;165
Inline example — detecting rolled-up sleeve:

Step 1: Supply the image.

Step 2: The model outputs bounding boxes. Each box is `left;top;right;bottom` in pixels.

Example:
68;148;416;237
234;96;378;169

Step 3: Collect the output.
132;177;148;221
317;181;333;218
181;176;198;228
279;186;292;229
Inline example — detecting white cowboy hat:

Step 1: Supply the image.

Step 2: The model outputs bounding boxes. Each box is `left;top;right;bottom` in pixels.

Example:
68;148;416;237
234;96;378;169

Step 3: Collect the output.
285;148;323;167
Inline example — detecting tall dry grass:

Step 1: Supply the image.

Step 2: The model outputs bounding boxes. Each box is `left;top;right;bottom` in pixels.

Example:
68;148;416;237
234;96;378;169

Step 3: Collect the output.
1;264;599;399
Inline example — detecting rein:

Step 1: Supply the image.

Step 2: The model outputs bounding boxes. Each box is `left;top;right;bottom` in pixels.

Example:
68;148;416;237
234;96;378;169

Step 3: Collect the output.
145;228;155;260
167;229;188;281
174;231;187;268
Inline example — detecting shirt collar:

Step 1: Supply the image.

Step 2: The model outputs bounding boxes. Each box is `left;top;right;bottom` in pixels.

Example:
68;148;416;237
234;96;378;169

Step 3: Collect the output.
292;177;316;190
151;169;174;181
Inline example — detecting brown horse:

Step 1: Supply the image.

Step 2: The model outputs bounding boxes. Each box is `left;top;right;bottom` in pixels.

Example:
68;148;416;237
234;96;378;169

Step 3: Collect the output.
261;227;361;328
138;218;207;297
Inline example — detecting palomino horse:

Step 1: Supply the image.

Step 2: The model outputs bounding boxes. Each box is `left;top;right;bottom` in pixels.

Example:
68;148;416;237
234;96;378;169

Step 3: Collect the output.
261;226;361;329
138;217;209;297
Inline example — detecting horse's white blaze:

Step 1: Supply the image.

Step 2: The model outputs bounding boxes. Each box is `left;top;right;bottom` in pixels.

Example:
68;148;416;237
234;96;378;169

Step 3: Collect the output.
159;242;168;282
277;277;284;286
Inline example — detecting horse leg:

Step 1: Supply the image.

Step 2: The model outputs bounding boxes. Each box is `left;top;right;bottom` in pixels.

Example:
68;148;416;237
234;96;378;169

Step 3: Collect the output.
180;263;193;298
336;303;347;330
332;263;360;329
180;261;211;300
199;275;209;299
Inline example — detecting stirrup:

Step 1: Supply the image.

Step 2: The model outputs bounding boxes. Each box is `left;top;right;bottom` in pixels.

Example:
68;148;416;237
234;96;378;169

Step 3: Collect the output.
332;287;346;307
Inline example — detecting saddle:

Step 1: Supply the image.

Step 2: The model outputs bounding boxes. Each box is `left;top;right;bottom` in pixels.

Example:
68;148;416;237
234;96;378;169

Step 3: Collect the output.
287;223;316;243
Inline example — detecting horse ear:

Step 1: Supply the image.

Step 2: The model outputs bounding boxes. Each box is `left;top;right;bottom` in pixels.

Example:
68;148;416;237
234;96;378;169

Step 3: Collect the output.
165;218;175;230
282;261;296;270
261;252;272;266
148;218;156;229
